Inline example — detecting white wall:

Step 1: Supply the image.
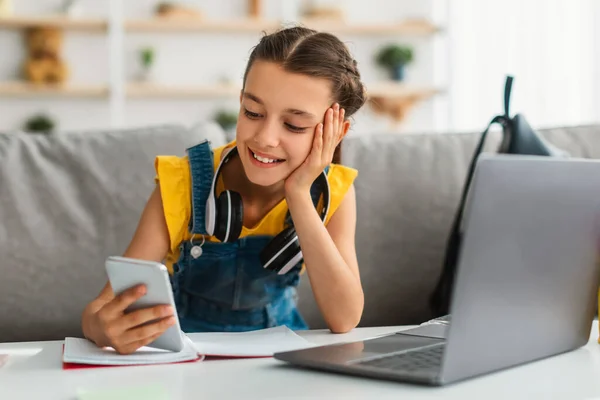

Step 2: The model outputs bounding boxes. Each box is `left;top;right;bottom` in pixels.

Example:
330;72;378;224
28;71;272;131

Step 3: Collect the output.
0;0;443;135
446;0;600;133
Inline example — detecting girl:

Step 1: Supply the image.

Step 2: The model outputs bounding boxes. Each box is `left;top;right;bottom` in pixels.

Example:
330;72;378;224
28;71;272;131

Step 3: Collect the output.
81;26;367;355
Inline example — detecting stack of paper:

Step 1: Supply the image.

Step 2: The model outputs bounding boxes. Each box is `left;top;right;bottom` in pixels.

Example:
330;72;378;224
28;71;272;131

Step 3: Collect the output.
63;335;201;368
62;326;313;369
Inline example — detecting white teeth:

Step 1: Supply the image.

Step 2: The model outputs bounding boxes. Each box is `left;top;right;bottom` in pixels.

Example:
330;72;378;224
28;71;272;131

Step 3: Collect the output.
252;151;280;164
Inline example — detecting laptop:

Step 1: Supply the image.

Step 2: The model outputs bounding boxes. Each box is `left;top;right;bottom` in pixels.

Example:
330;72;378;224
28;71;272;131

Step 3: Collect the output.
274;154;600;386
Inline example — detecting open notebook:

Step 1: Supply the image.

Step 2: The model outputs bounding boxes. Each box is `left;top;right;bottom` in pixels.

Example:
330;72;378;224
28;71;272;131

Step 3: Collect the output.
62;326;313;369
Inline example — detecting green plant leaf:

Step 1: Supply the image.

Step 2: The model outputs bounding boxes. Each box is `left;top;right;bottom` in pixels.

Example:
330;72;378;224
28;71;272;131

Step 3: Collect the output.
24;114;56;134
375;44;414;68
140;47;155;68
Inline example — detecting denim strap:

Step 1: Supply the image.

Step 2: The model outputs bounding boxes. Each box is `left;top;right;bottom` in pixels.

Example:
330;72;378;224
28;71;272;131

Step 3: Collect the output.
187;140;214;235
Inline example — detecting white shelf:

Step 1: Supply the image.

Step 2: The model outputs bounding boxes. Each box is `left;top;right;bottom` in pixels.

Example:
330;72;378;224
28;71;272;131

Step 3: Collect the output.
0;15;108;31
0;81;109;97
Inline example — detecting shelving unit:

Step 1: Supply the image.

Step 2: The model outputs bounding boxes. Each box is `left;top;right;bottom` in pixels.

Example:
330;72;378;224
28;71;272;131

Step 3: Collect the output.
0;15;442;100
0;15;108;31
0;1;447;130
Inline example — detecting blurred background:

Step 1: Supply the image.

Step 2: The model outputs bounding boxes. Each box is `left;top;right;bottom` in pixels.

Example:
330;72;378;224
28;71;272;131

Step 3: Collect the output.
0;0;598;136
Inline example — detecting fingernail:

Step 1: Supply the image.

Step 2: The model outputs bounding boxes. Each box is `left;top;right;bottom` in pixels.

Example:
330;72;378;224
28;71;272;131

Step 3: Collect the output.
163;306;174;315
168;317;176;325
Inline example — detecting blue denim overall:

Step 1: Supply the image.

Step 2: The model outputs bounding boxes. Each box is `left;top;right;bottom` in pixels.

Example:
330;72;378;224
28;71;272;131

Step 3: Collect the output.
170;141;326;333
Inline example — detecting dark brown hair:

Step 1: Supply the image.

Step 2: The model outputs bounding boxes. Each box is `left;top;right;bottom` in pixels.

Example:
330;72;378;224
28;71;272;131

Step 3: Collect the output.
242;26;366;164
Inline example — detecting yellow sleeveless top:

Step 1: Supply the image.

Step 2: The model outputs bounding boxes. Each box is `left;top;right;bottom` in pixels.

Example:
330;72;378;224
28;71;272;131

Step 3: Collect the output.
155;141;358;273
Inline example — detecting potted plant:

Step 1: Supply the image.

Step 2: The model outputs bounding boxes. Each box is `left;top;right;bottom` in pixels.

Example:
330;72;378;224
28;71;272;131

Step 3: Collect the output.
375;44;414;81
139;47;156;81
213;109;238;141
23;113;56;134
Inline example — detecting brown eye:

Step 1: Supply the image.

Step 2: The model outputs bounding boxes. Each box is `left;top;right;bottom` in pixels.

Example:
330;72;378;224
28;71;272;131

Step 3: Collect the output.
285;123;307;133
244;109;261;119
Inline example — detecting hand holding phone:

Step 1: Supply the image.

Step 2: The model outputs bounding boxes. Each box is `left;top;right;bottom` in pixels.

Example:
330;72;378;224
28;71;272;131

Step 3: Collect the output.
89;256;184;354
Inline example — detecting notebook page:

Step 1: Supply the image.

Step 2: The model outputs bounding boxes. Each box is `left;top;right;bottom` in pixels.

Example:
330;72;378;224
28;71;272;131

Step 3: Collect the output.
63;335;200;365
188;326;315;357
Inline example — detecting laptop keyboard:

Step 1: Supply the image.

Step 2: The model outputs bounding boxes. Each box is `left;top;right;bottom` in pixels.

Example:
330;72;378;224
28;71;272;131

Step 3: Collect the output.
355;344;445;372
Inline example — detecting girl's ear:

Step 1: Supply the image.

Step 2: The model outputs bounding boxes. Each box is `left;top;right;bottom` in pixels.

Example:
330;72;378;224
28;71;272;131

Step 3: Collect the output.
339;120;351;144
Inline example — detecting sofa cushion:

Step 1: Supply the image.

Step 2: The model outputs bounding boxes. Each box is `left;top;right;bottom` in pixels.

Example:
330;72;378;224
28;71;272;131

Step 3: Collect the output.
0;123;225;342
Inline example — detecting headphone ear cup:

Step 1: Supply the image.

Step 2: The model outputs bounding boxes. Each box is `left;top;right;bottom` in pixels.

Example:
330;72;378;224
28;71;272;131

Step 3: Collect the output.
214;190;243;242
260;226;302;273
228;191;243;240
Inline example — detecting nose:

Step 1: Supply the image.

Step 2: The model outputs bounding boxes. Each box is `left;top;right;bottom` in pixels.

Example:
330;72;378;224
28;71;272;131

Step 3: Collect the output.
253;118;280;148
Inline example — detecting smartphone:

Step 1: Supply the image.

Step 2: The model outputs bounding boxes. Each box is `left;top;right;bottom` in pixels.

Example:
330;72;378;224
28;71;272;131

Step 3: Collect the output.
105;256;184;352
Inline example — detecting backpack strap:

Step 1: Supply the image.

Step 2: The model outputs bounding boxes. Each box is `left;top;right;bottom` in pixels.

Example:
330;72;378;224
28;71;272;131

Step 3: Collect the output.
429;76;514;316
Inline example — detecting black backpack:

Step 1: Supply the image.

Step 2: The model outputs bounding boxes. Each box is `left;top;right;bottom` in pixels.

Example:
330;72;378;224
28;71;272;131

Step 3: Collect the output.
429;75;569;317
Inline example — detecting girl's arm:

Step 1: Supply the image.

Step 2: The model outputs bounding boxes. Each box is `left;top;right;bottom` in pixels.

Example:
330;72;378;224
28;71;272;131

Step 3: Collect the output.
285;103;364;333
286;184;363;333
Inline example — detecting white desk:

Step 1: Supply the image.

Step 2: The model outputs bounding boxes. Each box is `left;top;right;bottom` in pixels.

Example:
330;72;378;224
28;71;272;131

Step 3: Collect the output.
1;322;599;400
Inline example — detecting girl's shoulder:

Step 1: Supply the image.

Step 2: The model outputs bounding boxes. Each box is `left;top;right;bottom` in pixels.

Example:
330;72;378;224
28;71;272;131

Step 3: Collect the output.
322;163;358;225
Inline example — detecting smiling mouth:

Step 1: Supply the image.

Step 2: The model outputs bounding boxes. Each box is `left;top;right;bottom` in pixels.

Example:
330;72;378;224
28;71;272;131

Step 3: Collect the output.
249;148;285;164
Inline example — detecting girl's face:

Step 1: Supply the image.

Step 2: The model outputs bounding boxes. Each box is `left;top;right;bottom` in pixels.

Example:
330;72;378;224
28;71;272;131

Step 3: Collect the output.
236;60;334;187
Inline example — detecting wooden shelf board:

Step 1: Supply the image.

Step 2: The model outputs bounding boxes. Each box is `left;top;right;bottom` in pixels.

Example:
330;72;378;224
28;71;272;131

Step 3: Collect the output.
125;18;440;35
0;15;108;31
126;18;280;33
366;83;442;99
126;83;241;98
300;19;441;35
0;81;441;100
0;81;109;97
126;82;441;99
0;15;440;35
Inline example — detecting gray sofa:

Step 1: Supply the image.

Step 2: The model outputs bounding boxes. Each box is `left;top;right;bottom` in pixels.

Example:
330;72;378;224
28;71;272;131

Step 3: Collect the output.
1;122;599;342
